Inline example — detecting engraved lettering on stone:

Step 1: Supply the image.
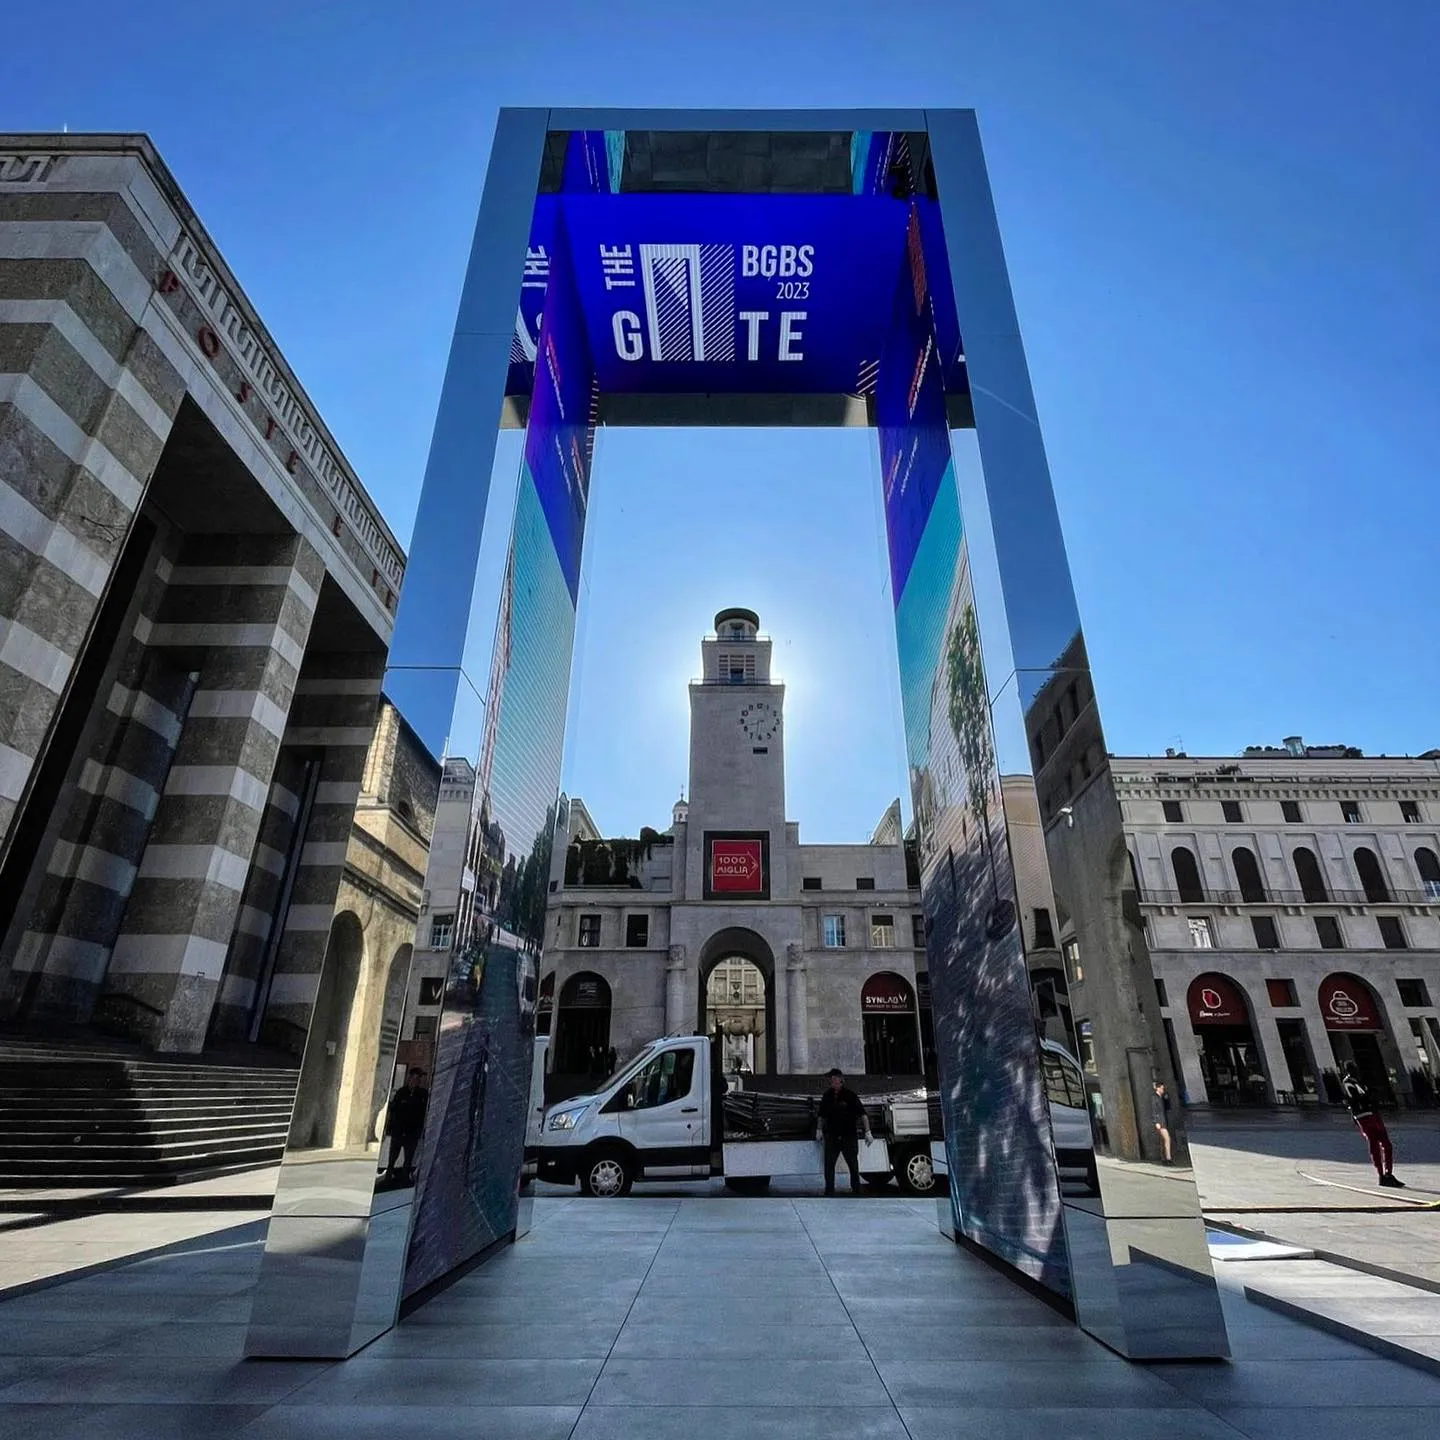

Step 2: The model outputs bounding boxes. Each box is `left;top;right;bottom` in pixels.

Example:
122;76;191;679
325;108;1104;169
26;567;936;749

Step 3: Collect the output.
165;229;404;589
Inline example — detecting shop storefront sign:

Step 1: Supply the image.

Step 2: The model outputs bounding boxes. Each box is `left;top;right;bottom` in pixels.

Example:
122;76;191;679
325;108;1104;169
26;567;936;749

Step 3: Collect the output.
1187;974;1249;1026
863;973;915;1014
1319;975;1382;1032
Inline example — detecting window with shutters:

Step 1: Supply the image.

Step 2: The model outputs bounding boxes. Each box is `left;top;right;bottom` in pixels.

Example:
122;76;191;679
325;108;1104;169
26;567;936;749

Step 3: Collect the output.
717;650;756;684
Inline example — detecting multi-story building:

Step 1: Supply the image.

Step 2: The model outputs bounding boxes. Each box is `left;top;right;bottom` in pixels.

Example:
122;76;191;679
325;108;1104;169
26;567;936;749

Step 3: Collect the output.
540;609;926;1089
1117;740;1440;1108
0;135;404;1062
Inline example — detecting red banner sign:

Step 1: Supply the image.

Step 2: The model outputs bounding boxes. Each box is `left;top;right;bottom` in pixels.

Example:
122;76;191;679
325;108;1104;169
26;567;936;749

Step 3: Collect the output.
710;839;764;893
863;973;915;1014
1187;973;1248;1026
1319;975;1382;1032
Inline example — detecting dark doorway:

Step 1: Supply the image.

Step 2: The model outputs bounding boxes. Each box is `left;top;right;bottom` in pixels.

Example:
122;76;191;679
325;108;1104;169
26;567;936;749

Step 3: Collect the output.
552;972;611;1085
1275;1018;1319;1099
1186;973;1270;1105
1319;972;1395;1104
862;972;922;1076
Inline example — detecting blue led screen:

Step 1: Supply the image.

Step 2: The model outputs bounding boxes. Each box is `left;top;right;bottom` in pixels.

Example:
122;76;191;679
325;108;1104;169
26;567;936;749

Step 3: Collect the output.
403;195;597;1300
509;191;965;400
877;207;1070;1297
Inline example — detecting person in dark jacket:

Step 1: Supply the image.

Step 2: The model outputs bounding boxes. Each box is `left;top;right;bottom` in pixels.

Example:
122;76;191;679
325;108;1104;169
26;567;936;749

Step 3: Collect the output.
384;1068;429;1182
1150;1080;1173;1164
816;1068;871;1195
1341;1061;1404;1187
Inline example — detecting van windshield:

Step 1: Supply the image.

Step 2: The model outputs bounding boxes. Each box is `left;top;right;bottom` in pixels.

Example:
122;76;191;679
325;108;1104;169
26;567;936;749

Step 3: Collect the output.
606;1042;660;1092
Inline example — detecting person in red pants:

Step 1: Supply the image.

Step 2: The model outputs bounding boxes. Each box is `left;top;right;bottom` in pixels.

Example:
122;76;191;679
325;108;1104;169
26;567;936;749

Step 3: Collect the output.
1341;1061;1404;1188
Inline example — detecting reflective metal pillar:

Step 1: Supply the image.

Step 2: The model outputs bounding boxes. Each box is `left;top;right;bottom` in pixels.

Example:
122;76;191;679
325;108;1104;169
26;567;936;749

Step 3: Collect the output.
927;109;1228;1358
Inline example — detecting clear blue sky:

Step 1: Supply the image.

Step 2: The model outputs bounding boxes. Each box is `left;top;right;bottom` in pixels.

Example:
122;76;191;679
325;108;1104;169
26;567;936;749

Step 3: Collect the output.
12;1;1438;840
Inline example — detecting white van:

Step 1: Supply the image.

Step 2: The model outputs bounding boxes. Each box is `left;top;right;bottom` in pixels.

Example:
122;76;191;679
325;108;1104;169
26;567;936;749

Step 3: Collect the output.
532;1033;936;1197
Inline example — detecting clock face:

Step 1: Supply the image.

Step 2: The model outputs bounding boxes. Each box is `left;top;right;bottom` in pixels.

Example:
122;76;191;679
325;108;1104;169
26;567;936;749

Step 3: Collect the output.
739;701;780;743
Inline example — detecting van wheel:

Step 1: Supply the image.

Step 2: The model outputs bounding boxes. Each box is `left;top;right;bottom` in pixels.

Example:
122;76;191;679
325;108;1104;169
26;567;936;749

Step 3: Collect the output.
580;1149;633;1198
724;1175;771;1194
897;1148;937;1194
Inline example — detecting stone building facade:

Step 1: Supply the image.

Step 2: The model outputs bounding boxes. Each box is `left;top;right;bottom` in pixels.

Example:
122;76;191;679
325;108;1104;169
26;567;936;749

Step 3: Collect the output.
541;610;925;1085
0;135;404;1059
1118;742;1440;1108
309;699;438;1143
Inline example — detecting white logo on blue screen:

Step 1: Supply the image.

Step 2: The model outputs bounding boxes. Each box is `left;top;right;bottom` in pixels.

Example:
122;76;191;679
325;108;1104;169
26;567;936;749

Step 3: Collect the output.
514;242;816;368
606;243;811;365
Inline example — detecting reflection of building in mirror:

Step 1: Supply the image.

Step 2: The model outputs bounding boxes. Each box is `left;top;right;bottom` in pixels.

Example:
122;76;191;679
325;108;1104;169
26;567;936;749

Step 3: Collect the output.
1117;742;1440;1112
289;697;440;1157
540;611;926;1099
1020;639;1184;1166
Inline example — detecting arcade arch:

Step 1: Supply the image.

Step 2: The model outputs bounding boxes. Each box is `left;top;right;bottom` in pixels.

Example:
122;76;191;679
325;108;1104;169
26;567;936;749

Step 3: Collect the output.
553;971;612;1082
698;928;777;1077
1318;972;1397;1104
1185;972;1271;1105
290;911;365;1149
861;971;922;1076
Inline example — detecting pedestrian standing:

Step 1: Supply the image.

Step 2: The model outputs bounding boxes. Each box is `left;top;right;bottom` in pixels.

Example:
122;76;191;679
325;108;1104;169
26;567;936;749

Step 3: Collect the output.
384;1067;429;1183
1151;1080;1173;1164
1341;1061;1405;1188
816;1068;871;1195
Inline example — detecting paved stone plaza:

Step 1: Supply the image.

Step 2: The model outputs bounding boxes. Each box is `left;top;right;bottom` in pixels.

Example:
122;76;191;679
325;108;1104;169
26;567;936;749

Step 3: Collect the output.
1191;1111;1440;1285
1;1193;1439;1438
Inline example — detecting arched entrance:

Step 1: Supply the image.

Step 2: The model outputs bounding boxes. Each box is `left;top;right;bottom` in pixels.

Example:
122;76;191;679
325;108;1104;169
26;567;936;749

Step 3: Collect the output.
1186;973;1270;1105
290;911;364;1149
553;971;612;1086
1319;973;1395;1104
369;943;414;1118
862;972;922;1075
698;928;777;1076
706;958;768;1075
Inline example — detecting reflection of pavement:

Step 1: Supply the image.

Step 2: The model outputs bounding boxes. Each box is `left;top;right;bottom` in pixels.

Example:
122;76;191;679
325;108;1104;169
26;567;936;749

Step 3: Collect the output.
1089;1154;1213;1216
1190;1112;1440;1287
0;1165;279;1294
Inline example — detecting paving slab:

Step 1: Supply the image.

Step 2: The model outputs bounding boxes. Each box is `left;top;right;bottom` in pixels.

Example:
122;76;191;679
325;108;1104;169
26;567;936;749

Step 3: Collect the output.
2;1189;1440;1439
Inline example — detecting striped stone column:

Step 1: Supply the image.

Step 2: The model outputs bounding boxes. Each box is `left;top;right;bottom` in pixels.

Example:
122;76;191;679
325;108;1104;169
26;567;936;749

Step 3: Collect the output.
2;534;196;1021
0;181;186;849
206;747;311;1042
252;653;386;1054
104;532;323;1052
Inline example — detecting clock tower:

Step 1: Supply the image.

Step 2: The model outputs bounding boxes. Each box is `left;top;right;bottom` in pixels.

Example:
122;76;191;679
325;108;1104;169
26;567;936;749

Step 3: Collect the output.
687;608;788;896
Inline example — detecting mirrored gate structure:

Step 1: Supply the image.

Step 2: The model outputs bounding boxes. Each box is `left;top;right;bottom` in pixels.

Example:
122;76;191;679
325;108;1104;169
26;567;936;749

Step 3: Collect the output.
245;108;1229;1362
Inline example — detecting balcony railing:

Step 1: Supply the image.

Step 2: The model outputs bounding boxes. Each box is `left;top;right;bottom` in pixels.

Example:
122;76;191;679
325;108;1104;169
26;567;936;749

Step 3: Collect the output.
1139;887;1440;907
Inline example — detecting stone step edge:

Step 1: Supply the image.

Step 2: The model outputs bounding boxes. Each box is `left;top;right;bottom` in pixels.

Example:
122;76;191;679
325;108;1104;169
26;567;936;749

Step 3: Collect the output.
1242;1283;1440;1380
1208;1217;1440;1298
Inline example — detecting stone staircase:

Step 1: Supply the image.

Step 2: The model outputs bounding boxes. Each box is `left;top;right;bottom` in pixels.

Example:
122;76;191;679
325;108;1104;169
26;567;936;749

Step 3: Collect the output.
0;1037;299;1188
